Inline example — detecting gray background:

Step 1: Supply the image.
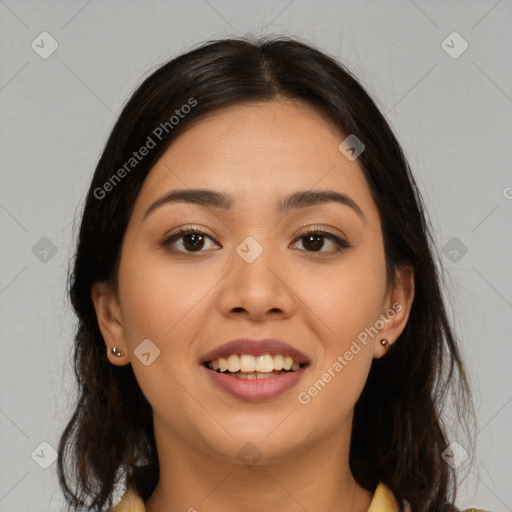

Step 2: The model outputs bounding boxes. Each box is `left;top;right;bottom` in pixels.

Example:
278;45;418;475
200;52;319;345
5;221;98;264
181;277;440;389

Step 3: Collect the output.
1;0;511;510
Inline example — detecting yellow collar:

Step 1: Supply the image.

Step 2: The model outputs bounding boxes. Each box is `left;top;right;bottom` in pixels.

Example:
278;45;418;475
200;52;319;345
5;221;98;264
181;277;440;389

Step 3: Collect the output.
111;482;400;511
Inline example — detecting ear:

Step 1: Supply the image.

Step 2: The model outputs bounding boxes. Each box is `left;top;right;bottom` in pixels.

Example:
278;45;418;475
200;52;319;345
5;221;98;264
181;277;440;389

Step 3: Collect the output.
90;280;130;366
373;264;415;358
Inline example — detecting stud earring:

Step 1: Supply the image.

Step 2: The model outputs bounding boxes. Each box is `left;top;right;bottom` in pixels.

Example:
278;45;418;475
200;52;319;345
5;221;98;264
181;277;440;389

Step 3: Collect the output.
380;339;390;351
111;346;124;357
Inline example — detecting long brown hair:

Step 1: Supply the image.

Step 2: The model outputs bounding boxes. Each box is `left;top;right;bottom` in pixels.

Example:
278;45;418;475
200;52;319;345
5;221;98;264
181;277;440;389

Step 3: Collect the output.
57;35;474;511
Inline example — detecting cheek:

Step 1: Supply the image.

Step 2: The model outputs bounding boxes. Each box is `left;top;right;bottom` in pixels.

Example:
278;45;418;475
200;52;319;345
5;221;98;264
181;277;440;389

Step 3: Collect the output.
118;242;218;342
116;248;211;418
117;242;227;400
302;247;386;415
296;347;373;433
297;251;387;345
292;246;385;416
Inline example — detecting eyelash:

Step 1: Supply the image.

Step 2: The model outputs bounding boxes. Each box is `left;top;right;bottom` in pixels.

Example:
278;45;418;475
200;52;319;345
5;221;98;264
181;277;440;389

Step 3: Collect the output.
161;225;351;255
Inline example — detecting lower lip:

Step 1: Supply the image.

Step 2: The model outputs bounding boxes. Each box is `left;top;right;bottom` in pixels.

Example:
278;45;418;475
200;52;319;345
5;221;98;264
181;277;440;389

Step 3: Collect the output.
201;365;308;401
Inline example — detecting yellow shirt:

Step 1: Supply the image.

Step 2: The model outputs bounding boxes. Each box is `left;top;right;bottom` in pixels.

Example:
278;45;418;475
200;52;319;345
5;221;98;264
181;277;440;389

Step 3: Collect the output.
111;482;400;511
111;483;490;512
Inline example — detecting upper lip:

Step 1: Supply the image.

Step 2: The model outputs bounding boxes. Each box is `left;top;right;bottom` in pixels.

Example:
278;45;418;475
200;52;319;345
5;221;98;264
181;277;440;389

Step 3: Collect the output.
200;338;310;365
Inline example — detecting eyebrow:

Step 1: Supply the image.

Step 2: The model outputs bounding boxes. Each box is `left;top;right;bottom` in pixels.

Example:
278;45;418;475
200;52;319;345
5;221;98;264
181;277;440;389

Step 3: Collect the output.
143;188;365;223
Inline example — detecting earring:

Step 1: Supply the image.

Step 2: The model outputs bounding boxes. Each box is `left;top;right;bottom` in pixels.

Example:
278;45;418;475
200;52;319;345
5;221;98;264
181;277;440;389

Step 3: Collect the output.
380;339;390;351
111;346;124;357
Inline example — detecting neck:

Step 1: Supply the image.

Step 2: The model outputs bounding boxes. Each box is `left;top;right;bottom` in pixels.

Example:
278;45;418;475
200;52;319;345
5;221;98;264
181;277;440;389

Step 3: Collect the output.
144;415;373;512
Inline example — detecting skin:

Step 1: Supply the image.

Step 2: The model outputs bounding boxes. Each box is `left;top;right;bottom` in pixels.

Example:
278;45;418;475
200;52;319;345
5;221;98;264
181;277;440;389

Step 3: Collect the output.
91;98;414;512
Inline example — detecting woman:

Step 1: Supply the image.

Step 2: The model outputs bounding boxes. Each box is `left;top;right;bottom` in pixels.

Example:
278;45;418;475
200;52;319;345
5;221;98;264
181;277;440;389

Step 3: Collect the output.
57;36;485;512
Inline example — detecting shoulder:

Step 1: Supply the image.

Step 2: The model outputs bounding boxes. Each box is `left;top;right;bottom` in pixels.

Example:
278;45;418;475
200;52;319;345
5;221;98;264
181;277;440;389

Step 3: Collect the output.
369;483;491;512
368;482;401;511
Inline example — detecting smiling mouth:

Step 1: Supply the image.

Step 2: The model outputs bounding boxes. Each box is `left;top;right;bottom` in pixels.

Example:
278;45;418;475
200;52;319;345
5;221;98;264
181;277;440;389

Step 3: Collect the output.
203;353;308;379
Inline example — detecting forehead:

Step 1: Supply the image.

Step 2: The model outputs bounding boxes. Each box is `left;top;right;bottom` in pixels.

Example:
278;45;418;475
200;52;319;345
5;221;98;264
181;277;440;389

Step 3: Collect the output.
131;99;379;223
163;99;344;169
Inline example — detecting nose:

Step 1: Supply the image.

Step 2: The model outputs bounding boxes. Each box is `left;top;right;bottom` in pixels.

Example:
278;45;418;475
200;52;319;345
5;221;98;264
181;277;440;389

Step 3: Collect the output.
216;239;297;322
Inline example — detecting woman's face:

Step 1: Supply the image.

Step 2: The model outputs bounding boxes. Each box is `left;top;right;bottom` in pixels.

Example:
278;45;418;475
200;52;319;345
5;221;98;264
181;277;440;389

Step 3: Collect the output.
93;99;413;464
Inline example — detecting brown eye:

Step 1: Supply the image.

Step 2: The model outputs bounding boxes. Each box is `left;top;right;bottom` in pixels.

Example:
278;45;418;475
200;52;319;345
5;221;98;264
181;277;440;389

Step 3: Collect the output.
162;227;220;253
292;228;350;254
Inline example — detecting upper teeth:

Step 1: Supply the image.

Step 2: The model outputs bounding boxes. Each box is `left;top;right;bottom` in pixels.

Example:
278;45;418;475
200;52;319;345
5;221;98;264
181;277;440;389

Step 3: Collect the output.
208;354;301;373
